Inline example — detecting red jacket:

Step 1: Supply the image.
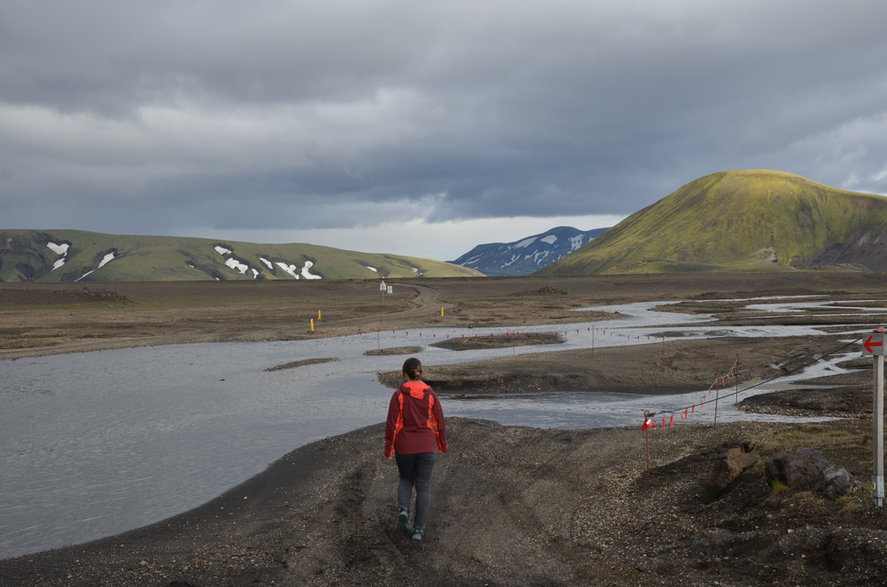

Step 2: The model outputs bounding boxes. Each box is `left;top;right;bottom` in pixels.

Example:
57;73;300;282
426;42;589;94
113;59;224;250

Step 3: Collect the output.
384;380;447;458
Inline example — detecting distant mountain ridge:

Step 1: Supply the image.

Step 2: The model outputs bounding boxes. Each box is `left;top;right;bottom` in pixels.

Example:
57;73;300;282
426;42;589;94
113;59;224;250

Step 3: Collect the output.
0;229;481;282
450;226;608;276
539;170;887;276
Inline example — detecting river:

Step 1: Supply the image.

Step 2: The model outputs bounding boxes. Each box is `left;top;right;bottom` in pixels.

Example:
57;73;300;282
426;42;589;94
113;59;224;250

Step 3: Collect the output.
0;297;870;559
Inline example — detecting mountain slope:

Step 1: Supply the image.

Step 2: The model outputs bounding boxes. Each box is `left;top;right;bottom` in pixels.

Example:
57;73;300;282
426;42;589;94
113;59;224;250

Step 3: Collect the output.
0;230;481;282
538;170;887;275
450;226;608;276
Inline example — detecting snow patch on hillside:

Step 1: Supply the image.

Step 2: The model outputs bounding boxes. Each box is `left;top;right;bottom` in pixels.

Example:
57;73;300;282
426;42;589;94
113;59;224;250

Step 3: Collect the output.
529;250;551;264
47;241;69;271
214;247;258;279
570;235;585;250
97;252;115;269
301;260;322;279
213;244;322;280
501;254;520;268
225;257;250;274
75;251;117;282
275;262;299;278
47;242;69;256
540;235;558;245
513;237;537;249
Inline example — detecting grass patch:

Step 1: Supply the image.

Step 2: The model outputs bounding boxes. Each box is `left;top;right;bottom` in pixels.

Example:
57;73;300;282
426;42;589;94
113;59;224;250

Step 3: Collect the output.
752;423;865;454
768;478;791;493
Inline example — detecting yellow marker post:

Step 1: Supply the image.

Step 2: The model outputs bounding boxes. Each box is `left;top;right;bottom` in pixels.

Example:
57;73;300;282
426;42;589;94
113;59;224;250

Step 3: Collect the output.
310;318;315;333
440;307;445;318
318;310;322;321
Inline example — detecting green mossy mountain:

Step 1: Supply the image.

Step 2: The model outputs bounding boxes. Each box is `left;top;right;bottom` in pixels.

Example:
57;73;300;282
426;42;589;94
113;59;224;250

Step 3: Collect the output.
538;170;887;275
0;229;481;282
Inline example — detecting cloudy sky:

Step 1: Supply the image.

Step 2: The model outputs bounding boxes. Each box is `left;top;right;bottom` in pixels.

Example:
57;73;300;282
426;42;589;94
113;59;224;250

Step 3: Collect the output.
2;1;887;260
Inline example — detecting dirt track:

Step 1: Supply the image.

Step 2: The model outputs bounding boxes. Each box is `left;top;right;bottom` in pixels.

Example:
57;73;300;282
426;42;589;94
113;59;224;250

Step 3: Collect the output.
4;273;887;585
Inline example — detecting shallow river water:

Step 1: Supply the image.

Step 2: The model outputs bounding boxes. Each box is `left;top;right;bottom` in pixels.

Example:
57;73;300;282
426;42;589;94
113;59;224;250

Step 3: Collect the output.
0;298;872;559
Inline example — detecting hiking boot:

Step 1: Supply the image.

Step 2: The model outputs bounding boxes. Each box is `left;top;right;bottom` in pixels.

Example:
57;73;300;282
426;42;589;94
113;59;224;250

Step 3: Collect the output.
411;528;424;541
397;509;411;532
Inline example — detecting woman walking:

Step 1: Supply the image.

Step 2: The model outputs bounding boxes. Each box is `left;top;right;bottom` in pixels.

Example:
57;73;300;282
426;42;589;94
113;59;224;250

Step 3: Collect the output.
384;357;448;541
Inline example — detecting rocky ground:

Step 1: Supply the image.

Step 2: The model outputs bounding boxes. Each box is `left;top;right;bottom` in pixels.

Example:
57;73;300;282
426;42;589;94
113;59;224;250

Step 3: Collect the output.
3;273;887;585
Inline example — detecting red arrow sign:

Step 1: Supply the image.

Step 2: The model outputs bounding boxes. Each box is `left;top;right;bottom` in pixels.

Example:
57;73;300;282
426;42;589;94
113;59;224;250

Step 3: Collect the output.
866;335;884;354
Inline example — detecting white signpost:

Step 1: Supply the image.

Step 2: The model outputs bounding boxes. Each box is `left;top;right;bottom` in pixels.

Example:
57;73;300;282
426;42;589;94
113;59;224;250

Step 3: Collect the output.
864;328;886;506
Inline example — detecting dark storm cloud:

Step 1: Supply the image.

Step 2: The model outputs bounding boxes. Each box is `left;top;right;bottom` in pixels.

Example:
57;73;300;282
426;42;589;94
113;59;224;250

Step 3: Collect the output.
2;0;887;238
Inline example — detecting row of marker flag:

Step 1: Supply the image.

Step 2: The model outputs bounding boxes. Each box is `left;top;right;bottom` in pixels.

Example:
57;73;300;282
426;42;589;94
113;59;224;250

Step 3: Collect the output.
641;359;740;430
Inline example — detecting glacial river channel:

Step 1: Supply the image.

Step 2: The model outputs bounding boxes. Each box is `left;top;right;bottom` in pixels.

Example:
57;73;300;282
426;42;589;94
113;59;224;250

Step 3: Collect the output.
0;297;875;559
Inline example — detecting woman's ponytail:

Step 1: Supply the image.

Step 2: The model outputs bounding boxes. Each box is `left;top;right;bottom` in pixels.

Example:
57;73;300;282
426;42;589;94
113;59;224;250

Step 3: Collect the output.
402;357;423;380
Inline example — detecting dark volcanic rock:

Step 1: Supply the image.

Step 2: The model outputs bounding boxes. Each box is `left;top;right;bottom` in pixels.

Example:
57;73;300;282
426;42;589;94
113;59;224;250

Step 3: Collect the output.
706;445;760;499
764;448;853;499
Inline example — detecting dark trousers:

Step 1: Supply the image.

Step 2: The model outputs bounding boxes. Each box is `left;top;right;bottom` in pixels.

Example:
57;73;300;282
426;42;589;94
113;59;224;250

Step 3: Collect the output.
395;452;437;530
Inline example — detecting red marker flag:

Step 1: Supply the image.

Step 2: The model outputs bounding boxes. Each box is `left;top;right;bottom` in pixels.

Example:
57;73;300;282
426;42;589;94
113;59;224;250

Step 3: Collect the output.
641;417;655;431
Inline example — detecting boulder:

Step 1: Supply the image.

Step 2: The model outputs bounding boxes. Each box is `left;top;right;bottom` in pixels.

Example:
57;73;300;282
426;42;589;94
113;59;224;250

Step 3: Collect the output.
764;447;853;499
706;446;760;499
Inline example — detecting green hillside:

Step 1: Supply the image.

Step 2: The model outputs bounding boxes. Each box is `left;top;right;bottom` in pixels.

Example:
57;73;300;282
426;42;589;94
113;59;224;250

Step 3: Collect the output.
539;170;887;276
0;229;482;282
